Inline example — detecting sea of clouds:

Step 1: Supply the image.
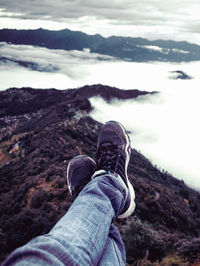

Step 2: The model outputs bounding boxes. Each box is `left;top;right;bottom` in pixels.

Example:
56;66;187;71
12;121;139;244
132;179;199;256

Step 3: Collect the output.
0;43;200;189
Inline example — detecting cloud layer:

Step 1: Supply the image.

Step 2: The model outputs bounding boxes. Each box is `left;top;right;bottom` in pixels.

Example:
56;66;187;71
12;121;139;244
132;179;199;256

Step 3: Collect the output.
90;91;200;190
0;43;115;89
0;0;200;44
1;43;200;189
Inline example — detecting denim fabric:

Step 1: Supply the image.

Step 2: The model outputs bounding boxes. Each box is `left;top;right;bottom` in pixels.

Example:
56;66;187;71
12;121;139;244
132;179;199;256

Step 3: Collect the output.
2;173;130;266
98;224;126;265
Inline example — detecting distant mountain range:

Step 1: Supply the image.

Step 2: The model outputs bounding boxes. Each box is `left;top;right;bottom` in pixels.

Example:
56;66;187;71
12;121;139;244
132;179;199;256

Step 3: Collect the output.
1;28;200;62
0;85;200;264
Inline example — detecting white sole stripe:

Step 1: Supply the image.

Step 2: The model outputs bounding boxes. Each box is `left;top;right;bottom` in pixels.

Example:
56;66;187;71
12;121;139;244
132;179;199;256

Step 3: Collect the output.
66;160;72;195
117;122;136;218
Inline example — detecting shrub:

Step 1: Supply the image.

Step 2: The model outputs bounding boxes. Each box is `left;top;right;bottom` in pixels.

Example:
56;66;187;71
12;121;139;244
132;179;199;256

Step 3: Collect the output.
0;229;7;250
30;190;46;208
122;216;166;263
55;177;65;188
177;237;200;263
179;188;189;199
158;254;188;265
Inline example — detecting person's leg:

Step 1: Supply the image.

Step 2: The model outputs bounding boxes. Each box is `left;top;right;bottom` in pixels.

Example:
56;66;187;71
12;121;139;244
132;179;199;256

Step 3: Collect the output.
3;121;135;266
97;224;126;266
67;154;127;266
2;172;129;266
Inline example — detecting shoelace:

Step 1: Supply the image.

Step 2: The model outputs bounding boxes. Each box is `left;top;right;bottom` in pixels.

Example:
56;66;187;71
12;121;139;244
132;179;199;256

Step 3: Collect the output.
96;143;122;173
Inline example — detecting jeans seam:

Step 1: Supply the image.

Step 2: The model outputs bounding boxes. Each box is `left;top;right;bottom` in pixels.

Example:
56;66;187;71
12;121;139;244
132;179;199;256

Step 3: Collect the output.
112;238;124;266
91;206;113;265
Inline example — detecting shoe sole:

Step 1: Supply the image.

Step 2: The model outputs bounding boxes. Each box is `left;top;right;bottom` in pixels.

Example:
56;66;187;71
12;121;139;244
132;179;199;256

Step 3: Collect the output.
118;178;135;219
110;121;135;219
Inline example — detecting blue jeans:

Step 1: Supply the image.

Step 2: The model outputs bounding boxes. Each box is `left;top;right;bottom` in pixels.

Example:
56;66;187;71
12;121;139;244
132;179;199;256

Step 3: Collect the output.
2;172;135;265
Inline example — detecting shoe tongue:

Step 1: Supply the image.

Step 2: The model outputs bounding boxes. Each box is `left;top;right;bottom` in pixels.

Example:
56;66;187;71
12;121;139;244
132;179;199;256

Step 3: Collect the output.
101;142;118;148
101;142;113;148
100;129;120;146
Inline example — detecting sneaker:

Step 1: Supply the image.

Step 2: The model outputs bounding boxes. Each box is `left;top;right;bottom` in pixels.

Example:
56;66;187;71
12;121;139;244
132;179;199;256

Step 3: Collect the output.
66;155;96;199
95;121;135;219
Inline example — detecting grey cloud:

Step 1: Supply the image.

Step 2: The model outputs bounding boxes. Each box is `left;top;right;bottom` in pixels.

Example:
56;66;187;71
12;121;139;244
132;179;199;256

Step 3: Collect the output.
1;0;200;44
182;22;200;33
0;42;115;79
0;0;193;23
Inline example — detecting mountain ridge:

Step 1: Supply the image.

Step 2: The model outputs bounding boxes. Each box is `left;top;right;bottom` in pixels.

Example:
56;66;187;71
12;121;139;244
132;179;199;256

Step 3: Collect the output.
1;28;200;62
0;85;200;264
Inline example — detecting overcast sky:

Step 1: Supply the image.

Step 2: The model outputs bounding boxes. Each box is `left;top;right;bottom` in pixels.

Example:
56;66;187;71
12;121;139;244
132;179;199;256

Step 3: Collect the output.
1;0;200;44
